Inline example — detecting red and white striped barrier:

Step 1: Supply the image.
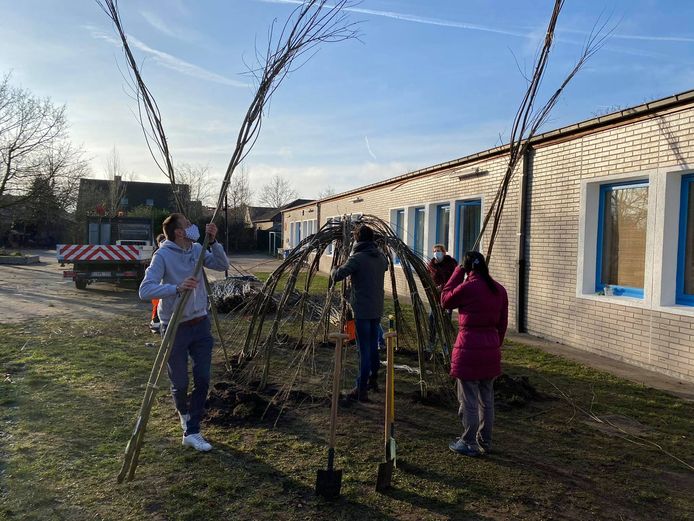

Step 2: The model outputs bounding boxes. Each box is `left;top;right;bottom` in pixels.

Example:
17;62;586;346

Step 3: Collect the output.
56;244;152;262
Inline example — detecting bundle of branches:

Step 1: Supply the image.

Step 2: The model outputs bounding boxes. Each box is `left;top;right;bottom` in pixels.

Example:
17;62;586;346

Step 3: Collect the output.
97;0;360;482
231;214;456;405
474;0;609;260
209;275;268;314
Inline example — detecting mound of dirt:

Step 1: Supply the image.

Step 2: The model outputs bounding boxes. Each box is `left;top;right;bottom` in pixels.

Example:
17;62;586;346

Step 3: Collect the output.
205;381;329;427
407;374;548;410
494;374;549;409
206;382;278;426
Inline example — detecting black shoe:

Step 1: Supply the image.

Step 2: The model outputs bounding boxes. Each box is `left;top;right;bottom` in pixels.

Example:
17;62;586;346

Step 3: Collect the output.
367;376;380;393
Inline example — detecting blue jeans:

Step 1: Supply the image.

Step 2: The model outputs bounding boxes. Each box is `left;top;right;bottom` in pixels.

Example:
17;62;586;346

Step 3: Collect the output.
355;318;381;391
165;316;213;435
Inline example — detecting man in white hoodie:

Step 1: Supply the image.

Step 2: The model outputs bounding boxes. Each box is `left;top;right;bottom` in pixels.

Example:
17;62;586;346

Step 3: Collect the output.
139;213;229;452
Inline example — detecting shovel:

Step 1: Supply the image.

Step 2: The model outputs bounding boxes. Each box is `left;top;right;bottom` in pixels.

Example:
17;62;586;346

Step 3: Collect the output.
315;332;348;499
376;318;397;492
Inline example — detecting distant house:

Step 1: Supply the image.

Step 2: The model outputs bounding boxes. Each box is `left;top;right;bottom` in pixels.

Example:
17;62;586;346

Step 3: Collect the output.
247;199;315;234
76;176;191;217
245;206;279;231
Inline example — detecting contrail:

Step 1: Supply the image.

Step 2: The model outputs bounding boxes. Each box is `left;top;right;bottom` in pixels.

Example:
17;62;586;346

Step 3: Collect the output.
87;25;249;87
364;135;377;160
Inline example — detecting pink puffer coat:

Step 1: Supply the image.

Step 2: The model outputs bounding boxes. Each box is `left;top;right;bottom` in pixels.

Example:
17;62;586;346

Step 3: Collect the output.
440;266;508;381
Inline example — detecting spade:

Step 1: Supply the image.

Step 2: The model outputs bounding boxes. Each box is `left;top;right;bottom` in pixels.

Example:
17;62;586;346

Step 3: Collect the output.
376;318;397;492
315;332;348;499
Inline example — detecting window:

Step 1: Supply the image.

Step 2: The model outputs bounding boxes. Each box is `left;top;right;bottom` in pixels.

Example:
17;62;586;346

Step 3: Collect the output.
326;217;337;255
435;204;450;251
393;209;405;240
295;221;302;246
454;200;481;262
413;207;425;258
677;174;694;305
145;198;154;207
596;180;649;298
391;209;405;264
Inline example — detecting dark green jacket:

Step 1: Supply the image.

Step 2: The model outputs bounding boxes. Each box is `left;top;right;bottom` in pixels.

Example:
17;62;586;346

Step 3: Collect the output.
331;241;388;320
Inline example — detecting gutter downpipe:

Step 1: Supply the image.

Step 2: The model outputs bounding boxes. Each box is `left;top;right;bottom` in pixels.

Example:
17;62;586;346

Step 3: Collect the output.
516;146;533;333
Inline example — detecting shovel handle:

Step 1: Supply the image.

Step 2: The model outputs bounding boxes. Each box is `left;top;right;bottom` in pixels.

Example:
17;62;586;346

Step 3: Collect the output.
383;331;396;445
327;333;347;452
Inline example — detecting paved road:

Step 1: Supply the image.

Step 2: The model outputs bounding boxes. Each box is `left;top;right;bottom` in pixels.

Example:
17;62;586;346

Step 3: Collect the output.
0;250;281;324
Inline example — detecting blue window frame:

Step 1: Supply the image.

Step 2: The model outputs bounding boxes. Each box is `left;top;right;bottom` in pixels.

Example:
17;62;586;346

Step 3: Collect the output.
326;217;337;255
595;180;649;298
435;204;450;251
677;174;694;305
392;209;405;263
295;221;302;246
454;199;481;262
413;207;425;258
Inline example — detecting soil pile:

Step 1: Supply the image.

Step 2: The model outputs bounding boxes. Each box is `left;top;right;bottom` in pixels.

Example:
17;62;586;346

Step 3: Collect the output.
205;381;329;426
494;374;550;409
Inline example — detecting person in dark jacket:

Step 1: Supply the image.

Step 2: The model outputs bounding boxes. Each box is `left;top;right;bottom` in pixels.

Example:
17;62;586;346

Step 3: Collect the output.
441;251;508;457
331;224;388;402
427;244;457;354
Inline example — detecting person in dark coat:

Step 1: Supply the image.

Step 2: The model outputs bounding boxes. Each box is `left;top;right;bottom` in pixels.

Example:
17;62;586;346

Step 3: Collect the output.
331;224;388;402
427;244;457;354
441;251;508;457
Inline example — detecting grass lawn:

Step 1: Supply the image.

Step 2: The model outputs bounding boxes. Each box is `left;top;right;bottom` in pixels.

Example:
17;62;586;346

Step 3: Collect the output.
1;313;693;521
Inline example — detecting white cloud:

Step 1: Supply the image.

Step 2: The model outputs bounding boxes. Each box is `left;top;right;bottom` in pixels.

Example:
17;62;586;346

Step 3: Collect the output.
140;11;177;38
140;10;206;44
86;25;250;88
257;0;531;39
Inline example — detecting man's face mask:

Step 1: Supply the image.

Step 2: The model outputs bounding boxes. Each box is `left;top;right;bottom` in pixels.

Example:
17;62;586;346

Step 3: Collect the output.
184;224;200;242
434;251;444;262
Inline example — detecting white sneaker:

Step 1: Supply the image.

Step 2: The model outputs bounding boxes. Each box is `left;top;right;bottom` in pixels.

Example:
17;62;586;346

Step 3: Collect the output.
178;412;190;431
182;432;212;452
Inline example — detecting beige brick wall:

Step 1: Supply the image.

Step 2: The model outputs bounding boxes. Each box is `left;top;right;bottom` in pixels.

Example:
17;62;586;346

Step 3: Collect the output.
284;155;521;330
282;104;694;382
526;106;694;382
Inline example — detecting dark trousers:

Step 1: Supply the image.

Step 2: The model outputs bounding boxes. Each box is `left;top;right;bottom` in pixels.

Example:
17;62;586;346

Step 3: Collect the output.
355;318;381;391
429;309;453;354
456;378;495;448
165;316;213;436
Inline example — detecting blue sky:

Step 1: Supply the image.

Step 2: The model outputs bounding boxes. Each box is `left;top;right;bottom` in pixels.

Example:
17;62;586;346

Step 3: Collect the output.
1;0;693;203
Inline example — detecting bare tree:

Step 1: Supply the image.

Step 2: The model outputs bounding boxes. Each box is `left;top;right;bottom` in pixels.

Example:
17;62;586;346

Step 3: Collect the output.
317;186;336;199
0;78;67;205
258;174;298;208
176;162;215;219
42;141;90;214
228;165;253;222
104;147;131;216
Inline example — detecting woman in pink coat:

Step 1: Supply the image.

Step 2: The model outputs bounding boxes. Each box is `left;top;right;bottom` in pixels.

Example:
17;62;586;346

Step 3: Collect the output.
441;251;508;457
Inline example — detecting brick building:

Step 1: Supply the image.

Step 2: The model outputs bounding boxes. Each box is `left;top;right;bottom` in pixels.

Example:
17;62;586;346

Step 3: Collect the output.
283;89;694;383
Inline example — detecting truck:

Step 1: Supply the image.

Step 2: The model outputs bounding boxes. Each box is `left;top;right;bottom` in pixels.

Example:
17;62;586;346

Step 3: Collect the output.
57;217;155;290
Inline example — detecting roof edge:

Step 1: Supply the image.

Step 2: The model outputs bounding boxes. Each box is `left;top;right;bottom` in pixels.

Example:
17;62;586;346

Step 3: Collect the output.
283;88;694;214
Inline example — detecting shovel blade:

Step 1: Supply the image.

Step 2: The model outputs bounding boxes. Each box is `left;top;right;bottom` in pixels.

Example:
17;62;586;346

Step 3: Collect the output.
375;460;394;493
386;437;397;465
315;468;342;499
